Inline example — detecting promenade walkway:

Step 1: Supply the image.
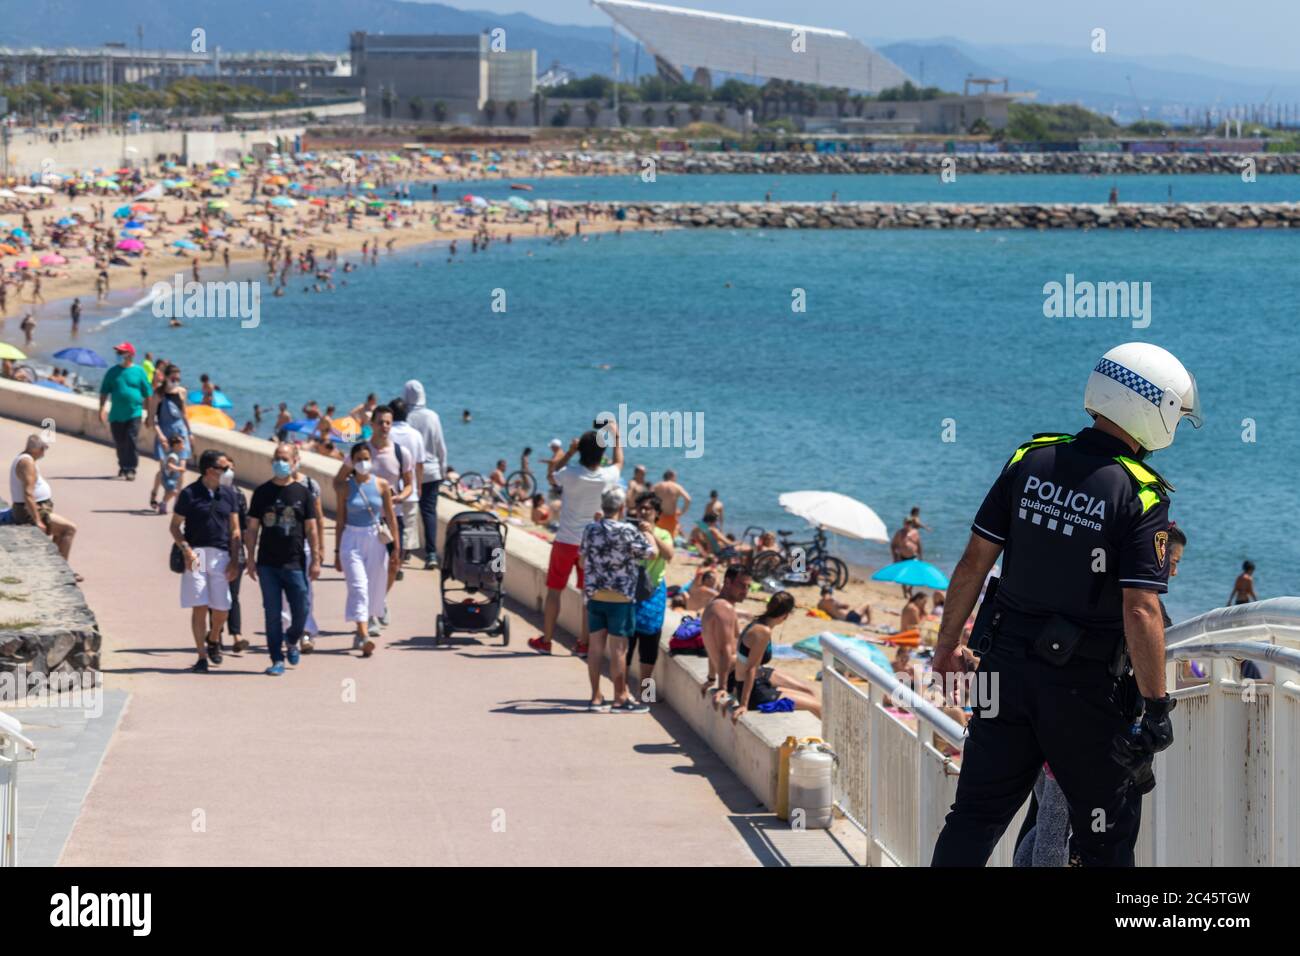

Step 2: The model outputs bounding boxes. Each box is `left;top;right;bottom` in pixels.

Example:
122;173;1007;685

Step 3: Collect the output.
0;416;765;866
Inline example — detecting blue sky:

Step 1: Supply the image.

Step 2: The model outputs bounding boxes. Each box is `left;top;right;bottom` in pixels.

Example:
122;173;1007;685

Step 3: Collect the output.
449;0;1299;72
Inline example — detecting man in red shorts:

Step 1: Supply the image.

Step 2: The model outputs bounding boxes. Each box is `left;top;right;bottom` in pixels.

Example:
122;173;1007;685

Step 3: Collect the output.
528;423;622;656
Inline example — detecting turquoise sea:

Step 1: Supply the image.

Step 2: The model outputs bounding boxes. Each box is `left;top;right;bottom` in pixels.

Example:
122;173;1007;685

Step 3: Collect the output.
13;187;1300;622
415;172;1300;205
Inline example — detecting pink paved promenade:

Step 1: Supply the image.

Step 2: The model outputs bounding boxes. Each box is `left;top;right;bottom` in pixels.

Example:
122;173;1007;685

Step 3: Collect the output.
1;417;761;865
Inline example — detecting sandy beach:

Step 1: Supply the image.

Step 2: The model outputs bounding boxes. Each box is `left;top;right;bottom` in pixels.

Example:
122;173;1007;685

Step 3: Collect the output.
0;149;663;325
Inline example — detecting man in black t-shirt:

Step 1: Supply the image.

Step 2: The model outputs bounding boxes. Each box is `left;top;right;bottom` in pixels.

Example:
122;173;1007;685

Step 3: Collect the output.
245;443;322;676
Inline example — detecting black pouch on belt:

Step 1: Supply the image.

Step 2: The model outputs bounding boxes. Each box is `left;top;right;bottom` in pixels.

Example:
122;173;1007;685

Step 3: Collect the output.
969;577;1001;657
1032;614;1086;665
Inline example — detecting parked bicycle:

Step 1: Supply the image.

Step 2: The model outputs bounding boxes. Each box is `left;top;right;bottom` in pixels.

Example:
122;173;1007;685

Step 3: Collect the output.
750;526;849;590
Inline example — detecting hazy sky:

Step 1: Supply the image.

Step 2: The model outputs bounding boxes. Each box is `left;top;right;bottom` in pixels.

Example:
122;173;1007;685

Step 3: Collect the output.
453;0;1299;72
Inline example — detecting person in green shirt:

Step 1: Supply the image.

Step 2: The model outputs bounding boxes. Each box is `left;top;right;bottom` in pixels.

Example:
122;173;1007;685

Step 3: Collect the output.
627;491;675;698
98;341;153;481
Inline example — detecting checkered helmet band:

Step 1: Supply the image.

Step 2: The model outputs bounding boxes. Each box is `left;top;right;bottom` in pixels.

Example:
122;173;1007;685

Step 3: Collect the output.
1094;357;1162;406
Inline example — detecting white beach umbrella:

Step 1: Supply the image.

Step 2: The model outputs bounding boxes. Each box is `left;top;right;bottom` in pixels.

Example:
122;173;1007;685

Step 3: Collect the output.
134;184;163;200
778;490;889;542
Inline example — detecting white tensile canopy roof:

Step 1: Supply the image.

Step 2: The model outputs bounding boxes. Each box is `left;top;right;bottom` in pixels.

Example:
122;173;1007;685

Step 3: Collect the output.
592;0;909;93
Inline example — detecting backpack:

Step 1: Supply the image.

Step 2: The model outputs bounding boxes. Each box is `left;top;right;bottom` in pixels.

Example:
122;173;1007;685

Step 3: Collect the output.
669;615;705;655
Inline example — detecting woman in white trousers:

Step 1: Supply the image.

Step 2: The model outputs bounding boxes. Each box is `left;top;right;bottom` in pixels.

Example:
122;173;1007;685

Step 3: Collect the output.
334;444;400;657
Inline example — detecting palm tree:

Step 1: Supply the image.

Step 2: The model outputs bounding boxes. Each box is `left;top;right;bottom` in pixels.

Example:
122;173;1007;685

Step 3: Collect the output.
483;98;497;126
409;96;424;120
505;99;518;125
641;105;655;125
688;103;703;123
532;92;543;125
553;101;571;126
380;86;396;120
665;104;678;127
714;106;726;123
617;103;630;126
584;98;601;127
432;100;447;123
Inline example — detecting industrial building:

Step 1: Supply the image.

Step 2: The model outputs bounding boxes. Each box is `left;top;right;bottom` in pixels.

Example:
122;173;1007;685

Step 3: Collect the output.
0;45;345;88
348;32;536;123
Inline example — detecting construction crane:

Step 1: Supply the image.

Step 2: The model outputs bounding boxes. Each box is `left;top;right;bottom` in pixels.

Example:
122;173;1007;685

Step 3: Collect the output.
1125;74;1147;123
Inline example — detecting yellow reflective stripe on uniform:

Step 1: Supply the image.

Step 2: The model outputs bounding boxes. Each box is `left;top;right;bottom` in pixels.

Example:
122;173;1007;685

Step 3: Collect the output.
1137;487;1161;514
1114;456;1158;487
1008;434;1074;467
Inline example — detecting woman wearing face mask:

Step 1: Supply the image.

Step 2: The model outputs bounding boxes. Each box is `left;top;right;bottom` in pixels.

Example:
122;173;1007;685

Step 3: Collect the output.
335;444;400;657
146;362;190;512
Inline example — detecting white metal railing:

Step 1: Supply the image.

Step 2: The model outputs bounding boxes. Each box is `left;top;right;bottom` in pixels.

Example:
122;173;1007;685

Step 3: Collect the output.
820;633;1023;866
820;598;1300;867
0;711;37;867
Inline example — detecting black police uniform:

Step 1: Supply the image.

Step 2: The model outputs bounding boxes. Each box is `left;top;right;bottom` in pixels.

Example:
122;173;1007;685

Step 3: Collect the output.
930;426;1173;867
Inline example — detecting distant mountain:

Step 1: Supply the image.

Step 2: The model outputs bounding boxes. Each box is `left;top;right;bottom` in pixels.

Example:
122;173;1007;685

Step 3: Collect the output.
0;0;643;79
886;37;1300;122
8;2;1300;123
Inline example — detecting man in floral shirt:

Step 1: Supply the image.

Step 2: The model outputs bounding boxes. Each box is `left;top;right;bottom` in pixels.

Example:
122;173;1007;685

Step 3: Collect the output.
580;487;657;713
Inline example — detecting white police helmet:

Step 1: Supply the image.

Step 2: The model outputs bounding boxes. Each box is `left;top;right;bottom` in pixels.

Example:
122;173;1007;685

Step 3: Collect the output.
1084;343;1202;452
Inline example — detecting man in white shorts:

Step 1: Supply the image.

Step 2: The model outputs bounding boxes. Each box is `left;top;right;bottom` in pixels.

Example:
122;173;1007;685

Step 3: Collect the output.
170;449;242;673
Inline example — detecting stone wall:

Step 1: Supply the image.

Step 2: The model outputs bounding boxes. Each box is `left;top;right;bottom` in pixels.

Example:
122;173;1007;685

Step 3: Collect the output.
548;149;1300;175
609;200;1300;230
0;526;101;685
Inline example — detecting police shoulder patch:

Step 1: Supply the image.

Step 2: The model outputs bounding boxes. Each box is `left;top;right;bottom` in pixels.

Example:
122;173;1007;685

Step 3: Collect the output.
1154;530;1169;569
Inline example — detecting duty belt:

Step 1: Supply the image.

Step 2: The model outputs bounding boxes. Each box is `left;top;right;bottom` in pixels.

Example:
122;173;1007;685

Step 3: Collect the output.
995;608;1125;664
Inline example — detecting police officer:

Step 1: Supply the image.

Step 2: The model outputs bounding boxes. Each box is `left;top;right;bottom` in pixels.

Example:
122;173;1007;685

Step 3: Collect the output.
930;342;1202;867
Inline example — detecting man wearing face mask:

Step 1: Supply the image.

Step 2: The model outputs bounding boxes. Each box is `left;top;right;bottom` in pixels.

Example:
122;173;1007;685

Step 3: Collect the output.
171;449;242;673
245;443;321;676
97;341;152;481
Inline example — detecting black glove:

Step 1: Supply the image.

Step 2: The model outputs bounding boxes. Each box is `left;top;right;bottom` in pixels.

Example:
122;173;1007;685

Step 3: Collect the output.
1111;695;1176;781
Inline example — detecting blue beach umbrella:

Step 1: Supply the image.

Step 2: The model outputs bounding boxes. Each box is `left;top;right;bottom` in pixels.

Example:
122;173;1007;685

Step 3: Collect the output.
280;419;319;438
173;239;199;251
114;205;132;218
56;217;77;227
871;559;951;591
189;389;233;410
53;346;107;368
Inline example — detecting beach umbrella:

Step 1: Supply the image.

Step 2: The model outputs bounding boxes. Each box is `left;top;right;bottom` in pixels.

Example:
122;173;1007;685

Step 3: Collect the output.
469;196;488;208
0;343;26;360
53;346;107;368
0;189;16;198
124;219;146;229
186;405;235;430
172;239;199;251
778;490;889;542
508;196;532;212
207;199;228;210
269;196;296;208
309;197;326;206
188;389;233;409
34;379;73;393
0;244;18;255
870;559;951;591
114;205;132;218
330;416;364;442
56;217;77;227
116;239;144;251
33;185;54;194
40;253;67;265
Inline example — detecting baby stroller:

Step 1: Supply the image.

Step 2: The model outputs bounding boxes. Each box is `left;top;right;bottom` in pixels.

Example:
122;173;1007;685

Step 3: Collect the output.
435;511;509;646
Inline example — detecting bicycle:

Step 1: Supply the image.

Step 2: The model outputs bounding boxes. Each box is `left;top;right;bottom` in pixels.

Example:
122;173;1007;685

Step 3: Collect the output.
505;469;536;501
750;526;849;590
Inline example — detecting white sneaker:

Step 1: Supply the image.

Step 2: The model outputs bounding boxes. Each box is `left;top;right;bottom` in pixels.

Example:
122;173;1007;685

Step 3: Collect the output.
368;616;383;635
380;608;391;627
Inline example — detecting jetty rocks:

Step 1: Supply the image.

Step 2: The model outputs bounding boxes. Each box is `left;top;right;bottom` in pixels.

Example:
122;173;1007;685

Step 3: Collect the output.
0;526;101;688
610;201;1300;230
571;150;1300;176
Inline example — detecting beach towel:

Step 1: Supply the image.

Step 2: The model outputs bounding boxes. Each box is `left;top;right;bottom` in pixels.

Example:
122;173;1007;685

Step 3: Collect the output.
757;698;795;714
